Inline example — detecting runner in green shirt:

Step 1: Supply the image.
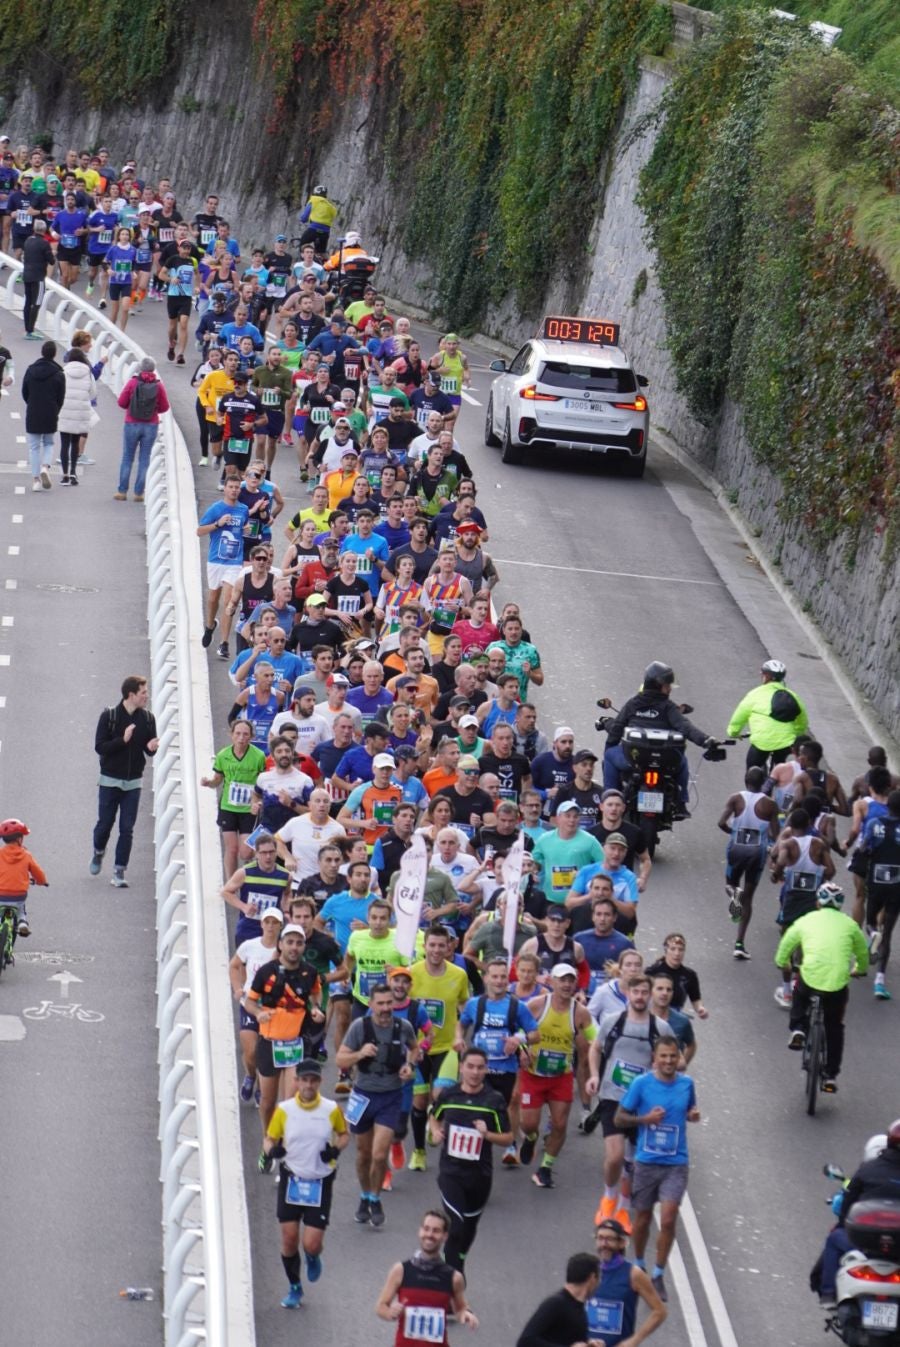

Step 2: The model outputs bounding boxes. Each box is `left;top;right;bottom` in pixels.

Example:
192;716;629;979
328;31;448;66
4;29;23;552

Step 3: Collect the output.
345;898;407;1009
201;720;267;877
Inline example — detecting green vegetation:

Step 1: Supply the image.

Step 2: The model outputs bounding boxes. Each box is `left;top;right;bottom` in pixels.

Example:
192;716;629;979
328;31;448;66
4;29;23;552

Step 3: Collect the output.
639;9;898;543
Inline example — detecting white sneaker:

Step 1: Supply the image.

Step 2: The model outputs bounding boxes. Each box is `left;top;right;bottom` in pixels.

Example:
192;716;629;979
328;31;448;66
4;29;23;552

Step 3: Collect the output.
40;467;51;489
774;985;792;1009
32;478;41;491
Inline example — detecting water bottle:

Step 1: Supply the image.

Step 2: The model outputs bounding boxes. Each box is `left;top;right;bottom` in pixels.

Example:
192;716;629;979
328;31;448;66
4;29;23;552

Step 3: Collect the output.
119;1287;154;1301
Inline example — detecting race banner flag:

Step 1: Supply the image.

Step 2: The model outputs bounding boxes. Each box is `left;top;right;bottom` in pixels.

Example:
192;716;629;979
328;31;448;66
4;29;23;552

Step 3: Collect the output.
499;832;526;967
392;831;428;957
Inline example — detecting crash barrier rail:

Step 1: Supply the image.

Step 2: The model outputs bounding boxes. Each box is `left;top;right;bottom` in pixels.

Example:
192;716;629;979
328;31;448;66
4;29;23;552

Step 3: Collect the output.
0;254;256;1347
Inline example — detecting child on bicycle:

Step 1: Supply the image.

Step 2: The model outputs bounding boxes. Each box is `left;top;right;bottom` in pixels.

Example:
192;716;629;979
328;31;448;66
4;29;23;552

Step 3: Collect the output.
0;818;48;938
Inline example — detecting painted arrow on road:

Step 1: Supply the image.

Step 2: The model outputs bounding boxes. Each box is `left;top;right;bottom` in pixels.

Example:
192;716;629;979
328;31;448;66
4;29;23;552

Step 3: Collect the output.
47;970;83;1000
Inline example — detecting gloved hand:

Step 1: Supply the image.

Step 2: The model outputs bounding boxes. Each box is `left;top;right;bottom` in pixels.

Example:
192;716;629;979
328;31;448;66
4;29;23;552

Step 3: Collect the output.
258;1149;273;1174
319;1143;340;1164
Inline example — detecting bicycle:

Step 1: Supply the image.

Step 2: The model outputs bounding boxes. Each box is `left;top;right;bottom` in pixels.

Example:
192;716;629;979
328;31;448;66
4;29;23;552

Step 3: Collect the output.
801;992;827;1115
0;902;20;979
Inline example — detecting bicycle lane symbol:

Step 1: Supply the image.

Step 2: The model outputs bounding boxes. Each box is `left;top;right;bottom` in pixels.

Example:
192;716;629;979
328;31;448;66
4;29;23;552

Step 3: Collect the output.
23;1001;105;1023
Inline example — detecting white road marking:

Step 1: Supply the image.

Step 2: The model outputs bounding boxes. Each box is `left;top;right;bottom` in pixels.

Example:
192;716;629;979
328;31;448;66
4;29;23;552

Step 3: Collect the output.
460;390;481;406
7;546;19;555
5;579;16;589
0;1015;26;1042
16;460;26;467
11;515;22;524
48;970;83;1000
668;1239;711;1347
680;1195;741;1347
0;696;6;707
15;435;24;443
493;556;723;587
14;486;24;495
9;411;20;419
1;616;12;627
0;655;9;666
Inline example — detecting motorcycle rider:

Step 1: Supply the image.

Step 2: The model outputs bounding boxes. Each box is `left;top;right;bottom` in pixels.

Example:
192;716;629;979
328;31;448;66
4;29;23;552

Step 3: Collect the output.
727;659;809;770
602;662;718;820
814;1122;900;1307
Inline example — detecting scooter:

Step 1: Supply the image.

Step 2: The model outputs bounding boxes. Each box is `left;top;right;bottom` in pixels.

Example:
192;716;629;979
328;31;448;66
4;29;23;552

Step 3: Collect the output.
822;1164;900;1344
595;699;730;854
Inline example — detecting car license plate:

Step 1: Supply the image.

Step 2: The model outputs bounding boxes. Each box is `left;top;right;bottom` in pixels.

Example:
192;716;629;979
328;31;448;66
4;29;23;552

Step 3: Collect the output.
563;398;604;411
638;791;664;813
862;1301;898;1330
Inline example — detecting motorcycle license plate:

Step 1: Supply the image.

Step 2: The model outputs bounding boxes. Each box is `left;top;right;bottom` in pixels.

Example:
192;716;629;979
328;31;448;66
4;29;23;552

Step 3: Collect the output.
638;791;664;813
862;1301;898;1330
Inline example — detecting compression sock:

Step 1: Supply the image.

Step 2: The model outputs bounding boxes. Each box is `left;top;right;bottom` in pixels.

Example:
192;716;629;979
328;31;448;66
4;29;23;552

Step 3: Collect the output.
604;1185;618;1201
652;1264;665;1279
634;1258;647;1270
282;1253;301;1285
411;1108;427;1150
541;1151;556;1168
617;1193;631;1211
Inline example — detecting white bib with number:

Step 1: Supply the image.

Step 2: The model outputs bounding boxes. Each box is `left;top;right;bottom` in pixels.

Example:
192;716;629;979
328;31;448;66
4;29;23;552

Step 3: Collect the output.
446;1124;483;1161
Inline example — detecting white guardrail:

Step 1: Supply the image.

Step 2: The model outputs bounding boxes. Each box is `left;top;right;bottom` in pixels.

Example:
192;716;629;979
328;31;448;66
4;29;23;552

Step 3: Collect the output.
0;254;256;1347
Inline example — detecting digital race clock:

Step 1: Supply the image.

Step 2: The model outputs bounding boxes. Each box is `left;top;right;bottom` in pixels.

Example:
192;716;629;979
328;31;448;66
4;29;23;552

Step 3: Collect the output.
539;316;620;346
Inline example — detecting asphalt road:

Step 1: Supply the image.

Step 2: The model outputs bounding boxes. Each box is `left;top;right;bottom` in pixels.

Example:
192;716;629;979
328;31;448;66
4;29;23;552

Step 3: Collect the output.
4;282;894;1347
0;319;162;1344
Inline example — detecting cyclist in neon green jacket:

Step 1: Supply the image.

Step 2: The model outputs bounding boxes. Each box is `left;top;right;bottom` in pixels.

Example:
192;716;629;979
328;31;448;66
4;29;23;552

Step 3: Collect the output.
727;659;808;770
775;883;868;1093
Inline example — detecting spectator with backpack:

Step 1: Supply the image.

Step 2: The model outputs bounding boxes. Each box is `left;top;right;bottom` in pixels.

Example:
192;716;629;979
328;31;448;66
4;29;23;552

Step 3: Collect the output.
727;658;809;770
114;355;170;502
90;674;159;888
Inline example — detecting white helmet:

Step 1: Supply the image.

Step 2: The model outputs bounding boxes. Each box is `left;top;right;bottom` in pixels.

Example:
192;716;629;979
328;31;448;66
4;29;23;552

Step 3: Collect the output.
864;1134;887;1163
762;658;786;678
313;184;326;196
344;230;361;246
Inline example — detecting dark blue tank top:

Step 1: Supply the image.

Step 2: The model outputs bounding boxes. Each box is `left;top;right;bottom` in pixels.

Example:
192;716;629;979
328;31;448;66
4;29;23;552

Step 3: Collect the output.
586;1257;637;1345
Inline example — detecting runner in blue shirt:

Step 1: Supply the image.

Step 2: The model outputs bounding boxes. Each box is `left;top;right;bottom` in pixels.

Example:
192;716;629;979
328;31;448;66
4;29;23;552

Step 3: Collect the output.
197;475;251;659
318;862;378;952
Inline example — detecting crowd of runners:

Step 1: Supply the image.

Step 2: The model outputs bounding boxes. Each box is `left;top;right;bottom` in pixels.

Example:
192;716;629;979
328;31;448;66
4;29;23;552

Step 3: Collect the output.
5;134;899;1345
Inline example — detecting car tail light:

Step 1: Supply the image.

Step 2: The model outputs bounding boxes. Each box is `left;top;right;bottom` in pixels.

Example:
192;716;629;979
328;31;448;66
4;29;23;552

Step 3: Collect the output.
644;770;659;787
613;395;647;411
847;1265;900;1283
521;385;560;401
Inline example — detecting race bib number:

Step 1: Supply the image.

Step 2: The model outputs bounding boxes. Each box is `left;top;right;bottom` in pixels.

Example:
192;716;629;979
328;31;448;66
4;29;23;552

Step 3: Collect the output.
431;605;455;628
372;799;395;824
644;1122;679;1157
227;436;251;453
217;529;242;562
735;827;762;846
343;1088;369;1126
285;1174;322;1206
337;594;361;614
266;281;286;298
534;1048;567;1077
98;229;113;244
423;998;445;1028
873;864;900;885
357;969;386;997
550;866;577;890
439;376;457;395
201;228;216;247
159;227;175;242
16;209;30;227
310;406;331;425
416;408;430;426
475;1028;508;1058
227;782;253;808
610;1058;643;1091
60;233;77;249
113;259;131;278
446;1124;483;1161
261;387;281;407
247;890;279;916
271;1037;304;1069
586;1298;624;1336
790;872;817;893
344;358;361;380
402;1307;446;1343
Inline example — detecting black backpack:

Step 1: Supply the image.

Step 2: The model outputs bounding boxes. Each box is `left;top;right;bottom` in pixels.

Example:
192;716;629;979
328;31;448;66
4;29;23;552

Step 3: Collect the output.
129;376;159;421
473;994;519;1035
770;688;801;723
360;1015;406;1073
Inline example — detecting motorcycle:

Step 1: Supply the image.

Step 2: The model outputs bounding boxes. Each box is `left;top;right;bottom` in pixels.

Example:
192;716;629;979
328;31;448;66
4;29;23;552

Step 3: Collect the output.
822;1163;900;1345
595;699;731;855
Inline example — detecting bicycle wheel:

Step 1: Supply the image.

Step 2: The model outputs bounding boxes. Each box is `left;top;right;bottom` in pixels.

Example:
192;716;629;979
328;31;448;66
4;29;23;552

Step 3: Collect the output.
0;917;10;979
806;1008;824;1116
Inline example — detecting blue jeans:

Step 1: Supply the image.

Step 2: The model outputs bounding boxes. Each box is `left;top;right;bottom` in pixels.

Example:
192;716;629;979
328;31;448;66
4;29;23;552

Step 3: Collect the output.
27;432;55;477
820;1226;852;1297
93;785;142;868
117;421;158;496
603;744;690;803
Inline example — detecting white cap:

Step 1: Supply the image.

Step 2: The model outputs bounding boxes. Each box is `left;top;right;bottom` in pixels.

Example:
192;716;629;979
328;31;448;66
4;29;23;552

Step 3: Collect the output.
459;715;480;729
551;962;578;979
553;726;575;740
260;908;285;923
556;800;580;814
373;753;396;769
280;924;306;939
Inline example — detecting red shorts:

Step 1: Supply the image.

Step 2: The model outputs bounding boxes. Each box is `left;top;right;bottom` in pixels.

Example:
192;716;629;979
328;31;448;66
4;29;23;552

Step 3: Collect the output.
518;1068;574;1109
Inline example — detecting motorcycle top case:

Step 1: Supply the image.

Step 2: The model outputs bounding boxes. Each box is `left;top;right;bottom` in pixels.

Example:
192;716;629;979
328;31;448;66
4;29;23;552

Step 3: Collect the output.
623;726;685;768
845;1200;900;1261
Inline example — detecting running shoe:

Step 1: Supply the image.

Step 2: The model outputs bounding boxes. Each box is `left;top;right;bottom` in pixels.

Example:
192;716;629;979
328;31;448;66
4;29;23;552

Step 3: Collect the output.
874;981;892;1001
732;943;751;960
167;347;175;361
69;474;79;485
727;885;743;921
390;1142;405;1171
113;492;127;500
519;1134;537;1167
240;1074;254;1102
90;851;104;875
821;1078;838;1094
216;642;229;661
198;456;209;466
369;1198;385;1228
354;1197;371;1224
111;868;128;888
16;919;30;938
774;985;792;1009
280;1283;303;1309
176;354;185;365
869;928;883;958
201;621;217;648
613;1207;632;1235
652;1273;668;1303
381;1168;393;1192
133;493;144;503
407;1149;427;1172
532;1166;554;1189
80;456;96;465
305;1253;322;1283
501;1145;519;1168
788;1030;805;1050
98;299;107;310
85;284;94;296
334;1072;352;1097
40;467;51;489
595;1195;617;1225
32;480;41;492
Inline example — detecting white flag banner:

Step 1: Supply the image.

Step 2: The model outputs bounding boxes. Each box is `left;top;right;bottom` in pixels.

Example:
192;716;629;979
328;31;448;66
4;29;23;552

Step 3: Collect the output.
499;833;526;968
392;831;429;958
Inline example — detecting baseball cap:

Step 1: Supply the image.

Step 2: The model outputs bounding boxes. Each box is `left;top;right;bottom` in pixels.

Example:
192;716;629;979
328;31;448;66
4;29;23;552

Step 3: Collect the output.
456;521;480;535
232;370;249;383
449;695;472;709
305;593;327;607
340;446;359;458
596;1218;627;1238
292;683;317;698
260;908;285;923
601;787;625;801
458;754;480;771
605;831;628;847
275;234;287;242
395;674;419;688
556;800;580;814
553;726;575;740
280;923;307;939
458;714;480;729
334;417;352;429
551;962;578;978
573;749;598;764
353;638;376;651
326;672;349;688
330;314;346;327
387;966;412;980
295;1059;322;1078
373;753;396;769
546;907;571;922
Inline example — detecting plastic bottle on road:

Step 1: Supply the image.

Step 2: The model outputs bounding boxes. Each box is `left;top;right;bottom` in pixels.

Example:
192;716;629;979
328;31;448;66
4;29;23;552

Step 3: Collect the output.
119;1287;155;1301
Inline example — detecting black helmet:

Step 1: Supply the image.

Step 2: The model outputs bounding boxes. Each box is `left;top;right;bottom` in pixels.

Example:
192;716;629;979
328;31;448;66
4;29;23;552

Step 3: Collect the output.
887;1119;900;1151
643;661;675;691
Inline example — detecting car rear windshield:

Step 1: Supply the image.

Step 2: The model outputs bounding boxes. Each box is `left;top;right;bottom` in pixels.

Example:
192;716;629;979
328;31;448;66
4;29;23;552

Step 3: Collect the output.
539;361;636;394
